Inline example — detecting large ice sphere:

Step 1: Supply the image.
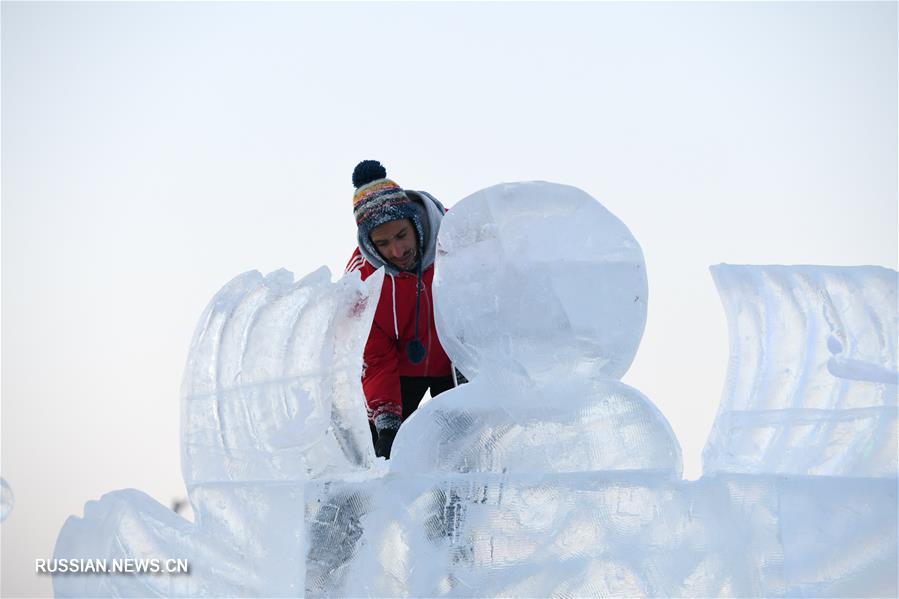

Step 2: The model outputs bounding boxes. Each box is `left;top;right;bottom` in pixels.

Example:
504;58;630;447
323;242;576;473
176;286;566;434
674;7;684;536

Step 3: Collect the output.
394;181;681;477
703;265;898;477
392;376;682;476
433;181;647;383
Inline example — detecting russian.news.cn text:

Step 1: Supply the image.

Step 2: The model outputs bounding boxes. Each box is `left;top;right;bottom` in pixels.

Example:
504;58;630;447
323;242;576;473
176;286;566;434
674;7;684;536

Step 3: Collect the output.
36;558;189;575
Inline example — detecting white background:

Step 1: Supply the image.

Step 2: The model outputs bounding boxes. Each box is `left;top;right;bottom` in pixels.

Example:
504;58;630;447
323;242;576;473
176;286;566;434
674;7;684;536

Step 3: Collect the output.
2;2;896;596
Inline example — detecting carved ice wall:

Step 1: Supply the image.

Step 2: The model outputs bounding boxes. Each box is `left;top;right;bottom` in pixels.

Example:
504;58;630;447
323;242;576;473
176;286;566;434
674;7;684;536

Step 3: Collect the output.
53;183;897;598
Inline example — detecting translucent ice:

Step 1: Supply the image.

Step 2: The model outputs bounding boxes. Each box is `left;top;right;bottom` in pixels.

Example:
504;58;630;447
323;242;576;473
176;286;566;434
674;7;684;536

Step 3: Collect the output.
703;265;898;477
181;266;380;483
433;181;648;383
1;477;13;521
53;267;383;597
309;187;895;597
307;473;896;597
53;182;897;598
392;376;682;475
394;181;680;477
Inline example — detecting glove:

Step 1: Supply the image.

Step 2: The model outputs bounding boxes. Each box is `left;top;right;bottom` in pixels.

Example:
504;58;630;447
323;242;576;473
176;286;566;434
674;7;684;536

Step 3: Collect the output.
373;413;401;459
375;428;397;459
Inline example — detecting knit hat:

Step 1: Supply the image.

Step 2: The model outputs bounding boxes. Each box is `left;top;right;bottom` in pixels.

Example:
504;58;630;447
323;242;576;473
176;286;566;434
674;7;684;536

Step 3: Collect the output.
352;160;424;259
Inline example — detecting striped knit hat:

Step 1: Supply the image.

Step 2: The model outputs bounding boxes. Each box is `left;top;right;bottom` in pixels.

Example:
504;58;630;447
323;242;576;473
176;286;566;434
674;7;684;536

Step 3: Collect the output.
352;160;424;262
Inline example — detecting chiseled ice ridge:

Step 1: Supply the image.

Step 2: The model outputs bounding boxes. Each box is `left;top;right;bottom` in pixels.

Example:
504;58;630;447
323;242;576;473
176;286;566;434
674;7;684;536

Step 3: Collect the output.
53;182;897;598
704;265;898;477
181;266;380;484
53;267;383;597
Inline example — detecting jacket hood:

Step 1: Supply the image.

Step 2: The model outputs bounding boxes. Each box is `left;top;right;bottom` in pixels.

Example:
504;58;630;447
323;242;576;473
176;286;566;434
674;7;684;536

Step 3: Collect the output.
357;190;446;276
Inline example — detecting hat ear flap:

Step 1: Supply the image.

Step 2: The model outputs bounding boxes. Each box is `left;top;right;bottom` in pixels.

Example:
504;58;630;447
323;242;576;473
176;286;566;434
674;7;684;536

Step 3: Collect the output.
411;215;425;254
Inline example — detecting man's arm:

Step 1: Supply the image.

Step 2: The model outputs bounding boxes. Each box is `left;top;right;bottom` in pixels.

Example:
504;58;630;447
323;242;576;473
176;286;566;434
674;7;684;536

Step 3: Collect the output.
361;318;403;457
345;247;402;456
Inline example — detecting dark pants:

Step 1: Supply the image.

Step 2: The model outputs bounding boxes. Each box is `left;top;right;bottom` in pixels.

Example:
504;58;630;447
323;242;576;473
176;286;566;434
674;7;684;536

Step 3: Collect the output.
369;376;456;447
400;376;456;418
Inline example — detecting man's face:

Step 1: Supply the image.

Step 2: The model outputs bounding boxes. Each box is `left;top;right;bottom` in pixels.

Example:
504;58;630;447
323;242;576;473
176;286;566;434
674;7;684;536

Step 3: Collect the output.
370;218;418;271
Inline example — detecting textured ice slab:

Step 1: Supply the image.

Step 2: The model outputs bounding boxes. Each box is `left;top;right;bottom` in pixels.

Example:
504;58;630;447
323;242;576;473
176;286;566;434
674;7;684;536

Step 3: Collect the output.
182;267;380;483
1;477;13;521
392;375;682;476
54;267;383;597
704;265;898;477
306;473;897;598
433;181;648;383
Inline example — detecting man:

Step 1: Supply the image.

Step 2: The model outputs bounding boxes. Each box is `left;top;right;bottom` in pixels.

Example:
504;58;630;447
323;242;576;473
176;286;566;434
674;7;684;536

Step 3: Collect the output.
345;160;456;458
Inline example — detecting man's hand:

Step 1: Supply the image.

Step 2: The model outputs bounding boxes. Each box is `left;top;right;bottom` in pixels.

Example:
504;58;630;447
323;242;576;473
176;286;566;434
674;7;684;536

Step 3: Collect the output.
375;428;397;458
373;413;401;459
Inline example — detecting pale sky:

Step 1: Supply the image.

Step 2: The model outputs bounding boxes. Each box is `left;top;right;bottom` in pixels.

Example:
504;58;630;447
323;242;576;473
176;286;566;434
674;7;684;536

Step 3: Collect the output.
2;2;897;596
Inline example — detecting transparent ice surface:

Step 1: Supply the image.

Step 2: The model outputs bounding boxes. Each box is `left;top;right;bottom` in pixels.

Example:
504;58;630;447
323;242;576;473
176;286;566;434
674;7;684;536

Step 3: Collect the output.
53;267;383;597
1;477;13;521
307;473;896;598
53;183;897;598
400;181;680;478
433;181;648;384
392;376;682;476
703;265;898;477
181;266;380;484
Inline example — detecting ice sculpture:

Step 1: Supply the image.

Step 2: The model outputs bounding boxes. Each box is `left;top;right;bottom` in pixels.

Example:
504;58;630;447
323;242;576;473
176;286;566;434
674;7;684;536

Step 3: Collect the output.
54;267;384;597
306;470;897;597
1;477;13;521
704;265;898;477
181;266;379;483
54;182;897;598
394;181;681;476
432;181;648;383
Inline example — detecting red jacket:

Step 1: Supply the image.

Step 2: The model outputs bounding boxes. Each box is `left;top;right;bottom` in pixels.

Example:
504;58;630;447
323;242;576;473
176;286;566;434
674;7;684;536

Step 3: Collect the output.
345;248;452;422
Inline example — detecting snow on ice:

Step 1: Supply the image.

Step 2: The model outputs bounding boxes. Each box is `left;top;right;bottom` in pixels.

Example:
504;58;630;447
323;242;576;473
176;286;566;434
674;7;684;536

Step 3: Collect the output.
53;182;897;597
